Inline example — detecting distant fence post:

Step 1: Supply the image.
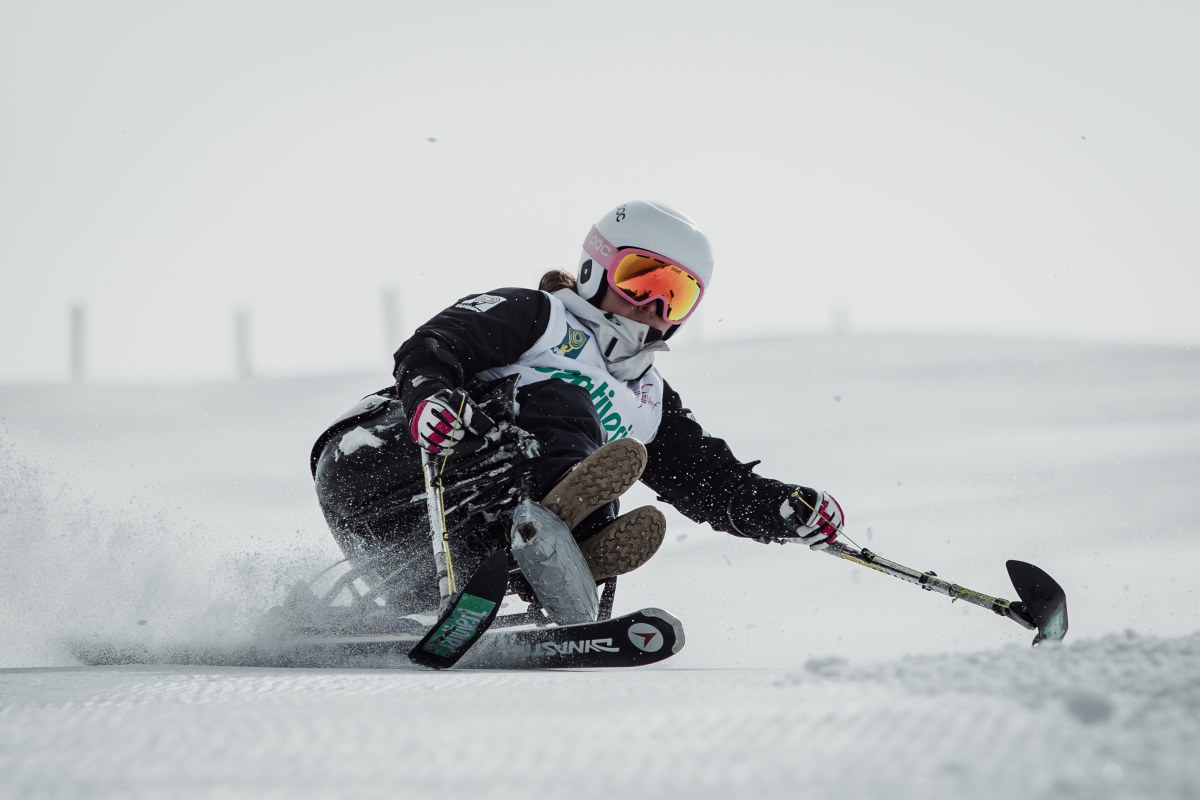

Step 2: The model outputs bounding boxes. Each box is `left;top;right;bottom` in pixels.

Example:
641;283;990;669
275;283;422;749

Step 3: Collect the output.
234;307;253;380
69;304;86;384
831;303;850;336
381;287;401;354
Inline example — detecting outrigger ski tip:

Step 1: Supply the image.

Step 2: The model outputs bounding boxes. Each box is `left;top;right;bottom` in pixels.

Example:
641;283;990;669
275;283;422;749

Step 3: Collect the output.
1005;559;1069;646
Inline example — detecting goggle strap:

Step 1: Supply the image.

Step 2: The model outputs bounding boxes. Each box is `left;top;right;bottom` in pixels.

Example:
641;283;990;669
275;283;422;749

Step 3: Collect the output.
583;226;620;271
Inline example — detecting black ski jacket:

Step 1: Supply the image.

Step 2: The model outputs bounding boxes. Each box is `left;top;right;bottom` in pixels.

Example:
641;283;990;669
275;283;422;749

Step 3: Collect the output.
393;287;801;541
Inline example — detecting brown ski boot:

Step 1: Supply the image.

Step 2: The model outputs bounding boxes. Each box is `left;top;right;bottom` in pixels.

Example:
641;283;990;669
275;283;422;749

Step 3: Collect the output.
539;438;648;531
579;506;667;581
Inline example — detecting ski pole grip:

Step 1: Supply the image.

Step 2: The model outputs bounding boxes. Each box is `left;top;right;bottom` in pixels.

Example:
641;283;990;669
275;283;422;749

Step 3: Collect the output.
448;388;496;435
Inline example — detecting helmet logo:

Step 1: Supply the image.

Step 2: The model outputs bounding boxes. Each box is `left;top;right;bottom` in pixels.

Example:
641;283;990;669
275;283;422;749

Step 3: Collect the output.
615;206;626;222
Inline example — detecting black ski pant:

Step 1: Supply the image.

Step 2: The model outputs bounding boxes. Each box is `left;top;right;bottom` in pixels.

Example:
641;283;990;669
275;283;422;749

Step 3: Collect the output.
313;378;612;613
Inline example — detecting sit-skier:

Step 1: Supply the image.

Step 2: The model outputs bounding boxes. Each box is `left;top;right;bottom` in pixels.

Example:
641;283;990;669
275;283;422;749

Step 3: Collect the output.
311;200;844;618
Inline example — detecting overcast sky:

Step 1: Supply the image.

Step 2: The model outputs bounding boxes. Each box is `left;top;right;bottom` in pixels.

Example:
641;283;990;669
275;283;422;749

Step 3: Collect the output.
2;1;1198;382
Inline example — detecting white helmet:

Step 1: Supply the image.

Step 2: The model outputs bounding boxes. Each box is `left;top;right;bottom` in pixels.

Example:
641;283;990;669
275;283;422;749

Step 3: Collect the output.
576;201;714;325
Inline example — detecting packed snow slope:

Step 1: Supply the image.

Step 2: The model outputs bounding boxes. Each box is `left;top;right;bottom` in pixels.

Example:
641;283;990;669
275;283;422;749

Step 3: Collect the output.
2;334;1198;799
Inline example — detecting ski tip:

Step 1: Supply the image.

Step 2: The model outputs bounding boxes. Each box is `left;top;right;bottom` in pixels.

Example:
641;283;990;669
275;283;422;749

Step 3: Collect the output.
639;608;686;655
1005;560;1069;646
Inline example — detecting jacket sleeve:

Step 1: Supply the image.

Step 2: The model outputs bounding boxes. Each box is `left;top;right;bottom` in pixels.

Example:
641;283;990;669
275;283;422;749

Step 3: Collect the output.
392;288;552;418
641;381;799;541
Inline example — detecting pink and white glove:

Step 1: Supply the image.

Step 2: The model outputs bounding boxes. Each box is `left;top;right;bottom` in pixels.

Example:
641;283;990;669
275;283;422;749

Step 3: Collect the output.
781;488;844;550
409;389;474;456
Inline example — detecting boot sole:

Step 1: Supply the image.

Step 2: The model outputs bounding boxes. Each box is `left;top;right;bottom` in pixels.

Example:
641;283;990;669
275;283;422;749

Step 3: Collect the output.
580;506;666;581
540;438;648;530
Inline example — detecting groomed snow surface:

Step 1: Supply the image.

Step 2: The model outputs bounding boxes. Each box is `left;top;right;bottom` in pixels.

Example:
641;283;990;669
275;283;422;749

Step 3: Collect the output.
3;334;1199;799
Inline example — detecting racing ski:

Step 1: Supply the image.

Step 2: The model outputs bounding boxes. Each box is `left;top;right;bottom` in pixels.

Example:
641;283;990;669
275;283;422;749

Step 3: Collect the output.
69;607;685;670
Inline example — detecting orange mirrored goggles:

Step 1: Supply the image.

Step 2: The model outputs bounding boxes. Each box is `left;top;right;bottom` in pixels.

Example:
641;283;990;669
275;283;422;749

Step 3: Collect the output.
583;226;706;323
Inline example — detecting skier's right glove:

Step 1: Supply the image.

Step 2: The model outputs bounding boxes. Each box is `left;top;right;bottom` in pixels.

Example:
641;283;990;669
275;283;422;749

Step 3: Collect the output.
409;388;475;456
780;487;844;550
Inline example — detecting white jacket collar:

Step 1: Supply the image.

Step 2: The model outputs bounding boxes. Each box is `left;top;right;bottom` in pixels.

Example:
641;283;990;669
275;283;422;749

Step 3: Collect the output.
553;289;669;381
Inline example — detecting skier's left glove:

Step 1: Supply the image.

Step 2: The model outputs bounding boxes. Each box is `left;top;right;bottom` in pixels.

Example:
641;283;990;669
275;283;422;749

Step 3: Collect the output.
780;487;844;550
